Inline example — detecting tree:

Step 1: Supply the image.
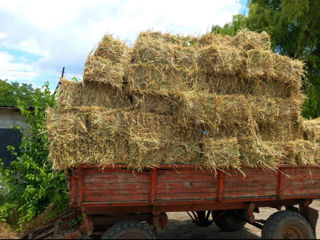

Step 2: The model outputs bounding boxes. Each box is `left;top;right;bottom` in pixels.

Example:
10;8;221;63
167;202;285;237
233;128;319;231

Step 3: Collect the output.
0;80;35;107
0;82;68;228
212;0;320;119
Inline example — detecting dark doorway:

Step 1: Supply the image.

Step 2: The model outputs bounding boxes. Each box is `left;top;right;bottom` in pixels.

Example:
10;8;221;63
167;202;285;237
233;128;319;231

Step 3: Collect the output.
0;128;21;167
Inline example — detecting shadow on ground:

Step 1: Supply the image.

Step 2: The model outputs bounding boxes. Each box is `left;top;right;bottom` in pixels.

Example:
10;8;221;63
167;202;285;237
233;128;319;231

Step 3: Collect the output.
157;218;259;239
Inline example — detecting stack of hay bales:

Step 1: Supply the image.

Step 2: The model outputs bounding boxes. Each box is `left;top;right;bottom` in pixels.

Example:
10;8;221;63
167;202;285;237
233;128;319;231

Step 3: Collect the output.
47;30;320;171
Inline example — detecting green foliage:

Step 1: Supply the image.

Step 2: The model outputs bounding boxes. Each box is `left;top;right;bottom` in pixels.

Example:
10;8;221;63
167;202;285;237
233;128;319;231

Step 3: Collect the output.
211;0;320;119
0;80;36;107
0;82;69;228
212;14;248;36
71;76;79;82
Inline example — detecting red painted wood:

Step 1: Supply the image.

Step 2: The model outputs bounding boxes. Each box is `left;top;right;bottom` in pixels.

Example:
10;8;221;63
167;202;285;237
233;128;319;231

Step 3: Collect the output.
85;193;149;202
85;173;149;184
157;192;217;201
157;174;215;183
217;170;224;201
85;188;149;195
150;168;157;205
84;182;149;190
224;190;276;199
158;187;217;194
157;181;216;190
68;165;320;211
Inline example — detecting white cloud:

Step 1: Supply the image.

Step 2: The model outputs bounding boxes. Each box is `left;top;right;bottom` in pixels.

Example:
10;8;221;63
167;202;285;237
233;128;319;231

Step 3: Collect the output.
0;0;242;85
0;52;38;82
0;32;7;39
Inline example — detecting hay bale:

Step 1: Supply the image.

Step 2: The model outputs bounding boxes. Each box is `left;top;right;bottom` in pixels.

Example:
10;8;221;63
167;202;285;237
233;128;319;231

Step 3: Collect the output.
46;107;203;170
175;92;257;138
271;140;320;166
129;90;173;114
250;96;303;141
232;29;271;50
201;137;240;170
175;92;304;141
48;134;128;170
46;107;125;170
198;44;243;76
94;34;129;63
83;55;125;87
128;136;202;170
197;32;233;47
197;29;270;50
245;49;304;90
238;137;281;170
302;118;320;143
57;79;130;109
195;73;303;99
127;31;199;91
126;62;196;91
57;79;83;109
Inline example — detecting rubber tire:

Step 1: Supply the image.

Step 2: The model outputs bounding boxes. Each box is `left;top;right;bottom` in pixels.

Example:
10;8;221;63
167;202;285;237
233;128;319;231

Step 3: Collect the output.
261;210;315;239
213;210;246;232
102;221;156;239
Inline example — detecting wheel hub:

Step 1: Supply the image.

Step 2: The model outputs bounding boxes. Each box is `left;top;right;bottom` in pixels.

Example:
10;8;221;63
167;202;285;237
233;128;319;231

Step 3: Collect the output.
281;226;304;239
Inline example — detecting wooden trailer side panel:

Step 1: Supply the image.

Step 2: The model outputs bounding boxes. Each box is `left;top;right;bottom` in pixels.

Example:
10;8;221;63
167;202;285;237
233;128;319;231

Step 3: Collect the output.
282;167;320;197
156;169;218;202
68;165;320;208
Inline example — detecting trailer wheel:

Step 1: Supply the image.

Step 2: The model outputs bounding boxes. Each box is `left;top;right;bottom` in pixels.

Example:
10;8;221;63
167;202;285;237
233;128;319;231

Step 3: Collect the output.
213;210;246;232
102;221;156;239
261;210;315;239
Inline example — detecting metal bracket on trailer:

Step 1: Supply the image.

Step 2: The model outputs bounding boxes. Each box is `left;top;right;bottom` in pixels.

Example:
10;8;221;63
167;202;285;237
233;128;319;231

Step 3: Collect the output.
299;200;318;238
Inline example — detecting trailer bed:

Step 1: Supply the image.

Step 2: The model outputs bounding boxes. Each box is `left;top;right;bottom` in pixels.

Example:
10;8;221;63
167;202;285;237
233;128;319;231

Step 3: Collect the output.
69;165;320;209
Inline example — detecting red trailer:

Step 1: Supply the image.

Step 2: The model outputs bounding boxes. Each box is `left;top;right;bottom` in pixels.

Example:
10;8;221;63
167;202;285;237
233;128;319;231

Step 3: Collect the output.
66;164;320;239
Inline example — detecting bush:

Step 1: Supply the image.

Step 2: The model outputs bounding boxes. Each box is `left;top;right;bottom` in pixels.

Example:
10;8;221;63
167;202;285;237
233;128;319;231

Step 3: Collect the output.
0;82;69;228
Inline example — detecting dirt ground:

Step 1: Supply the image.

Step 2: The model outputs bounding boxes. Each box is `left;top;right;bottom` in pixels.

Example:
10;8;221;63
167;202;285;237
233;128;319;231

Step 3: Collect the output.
0;222;18;239
157;201;320;239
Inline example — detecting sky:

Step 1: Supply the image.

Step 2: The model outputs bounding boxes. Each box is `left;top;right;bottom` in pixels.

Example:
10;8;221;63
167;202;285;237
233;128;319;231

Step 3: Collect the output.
0;0;247;89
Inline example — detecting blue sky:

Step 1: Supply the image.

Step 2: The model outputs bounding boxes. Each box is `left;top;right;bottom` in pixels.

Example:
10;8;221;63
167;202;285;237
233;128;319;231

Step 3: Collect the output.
0;0;247;90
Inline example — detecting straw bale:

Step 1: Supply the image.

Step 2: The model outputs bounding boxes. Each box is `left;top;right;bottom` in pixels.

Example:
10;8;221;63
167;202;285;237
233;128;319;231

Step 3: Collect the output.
94;34;129;63
238;137;281;170
46;107;127;170
128;90;173;114
175;92;257;138
195;72;303;99
175;92;304;141
83;55;125;87
137;31;198;45
126;63;195;91
127;31;199;92
128;136;202;170
250;96;303;141
271;140;320;166
46;107;204;170
195;73;251;95
132;33;198;67
48;134;129;170
197;30;270;50
57;79;130;109
245;49;304;90
232;29;271;50
197;32;233;47
302;118;320;143
201;137;241;170
57;79;83;109
46;107;89;137
198;44;243;76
